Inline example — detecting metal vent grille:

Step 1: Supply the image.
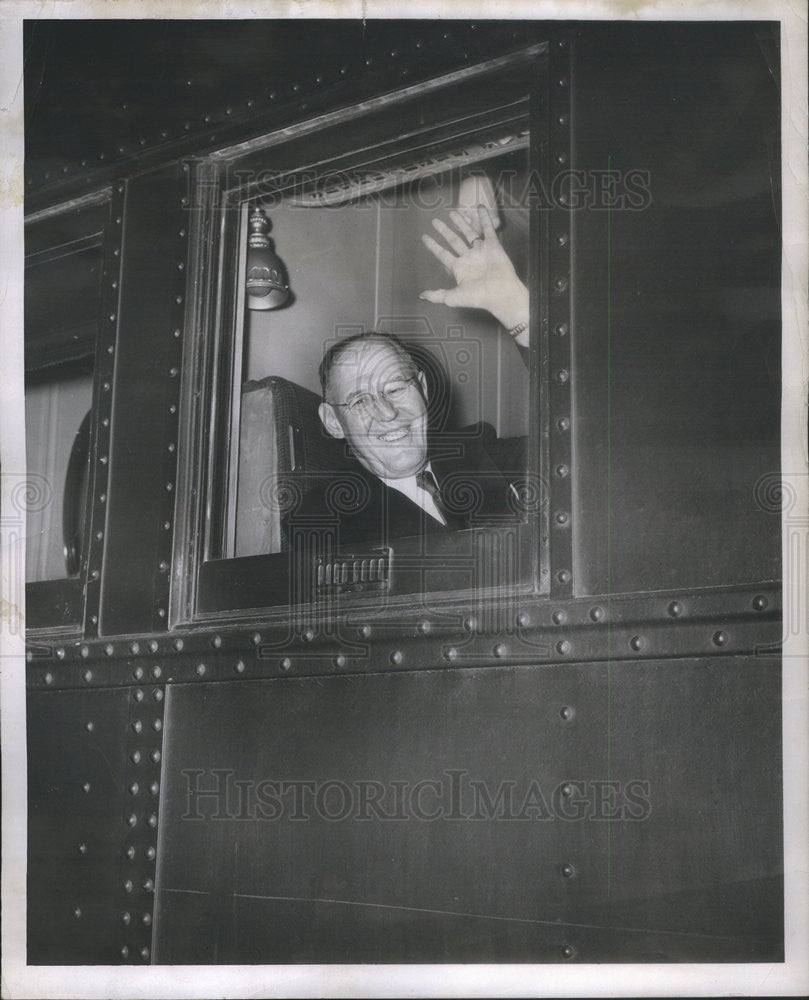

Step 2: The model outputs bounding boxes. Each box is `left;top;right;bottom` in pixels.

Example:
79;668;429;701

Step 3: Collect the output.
314;547;392;597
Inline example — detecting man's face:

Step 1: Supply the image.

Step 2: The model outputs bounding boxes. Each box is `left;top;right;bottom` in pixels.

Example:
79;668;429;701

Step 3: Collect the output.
319;339;429;479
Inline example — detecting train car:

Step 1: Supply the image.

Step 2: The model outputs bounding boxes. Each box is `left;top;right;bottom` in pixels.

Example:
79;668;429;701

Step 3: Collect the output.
14;14;793;974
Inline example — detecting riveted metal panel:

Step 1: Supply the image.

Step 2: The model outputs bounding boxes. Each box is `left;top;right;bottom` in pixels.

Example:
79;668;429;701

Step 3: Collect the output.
27;687;131;963
569;22;781;596
154;656;781;963
99;163;190;635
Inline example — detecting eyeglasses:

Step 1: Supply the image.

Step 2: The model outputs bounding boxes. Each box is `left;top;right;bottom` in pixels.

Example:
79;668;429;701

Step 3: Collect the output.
330;374;419;416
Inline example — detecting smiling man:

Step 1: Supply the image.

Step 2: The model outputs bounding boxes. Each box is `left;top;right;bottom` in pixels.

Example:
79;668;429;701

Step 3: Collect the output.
291;205;530;548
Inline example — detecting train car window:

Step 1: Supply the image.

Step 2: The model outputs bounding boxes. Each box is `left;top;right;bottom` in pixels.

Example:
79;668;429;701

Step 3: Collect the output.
188;49;547;621
24;197;108;626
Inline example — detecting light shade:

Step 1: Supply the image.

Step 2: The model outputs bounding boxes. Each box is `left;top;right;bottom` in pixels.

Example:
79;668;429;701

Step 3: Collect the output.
246;206;290;310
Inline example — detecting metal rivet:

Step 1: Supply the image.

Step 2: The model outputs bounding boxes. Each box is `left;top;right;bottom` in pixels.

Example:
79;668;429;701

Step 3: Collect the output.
556;152;568;165
252;633;262;646
556;640;571;655
131;750;142;764
143;878;155;892
152;688;163;702
83;669;93;683
560;783;573;797
560;863;575;878
44;672;53;686
555;464;569;478
302;628;314;643
133;666;144;680
493;643;507;658
82;782;91;793
140;946;150;961
26;650;33;663
554;278;568;293
120;945;129;959
445;647;458;662
147;814;158;828
560;706;574;721
127;814;137;827
169;404;177;414
132;720;142;733
753;594;768;611
234;660;245;674
121;911;131;926
79;644;90;659
174;638;184;652
163;521;172;531
713;630;728;647
169;366;179;377
211;635;222;649
55;647;65;660
74;907;82;918
552;610;566;625
91;569;100;580
84;721;95;733
562;944;574;959
589;606;605;622
558;193;569;206
142;913;152;926
145;846;156;861
417;621;431;635
390;650;403;665
555;511;569;525
149;782;159;796
667;600;683;617
280;657;291;671
195;662;206;677
556;569;572;584
102;381;111;392
124;880;133;893
152;719;163;732
359;625;371;639
158;561;169;573
556;416;570;432
516;612;530;627
124;845;135;859
150;750;161;763
463;616;477;633
148;640;159;653
333;653;347;668
78;843;88;854
105;644;114;656
555;234;569;247
630;635;644;651
557;114;568;125
129;782;139;796
130;642;140;655
151;666;162;679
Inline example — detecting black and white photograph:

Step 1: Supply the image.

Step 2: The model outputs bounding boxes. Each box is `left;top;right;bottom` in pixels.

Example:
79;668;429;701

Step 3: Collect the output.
1;2;807;997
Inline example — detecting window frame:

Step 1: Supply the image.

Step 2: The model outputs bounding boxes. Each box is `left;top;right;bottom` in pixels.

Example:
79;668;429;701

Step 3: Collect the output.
24;190;113;636
173;45;551;627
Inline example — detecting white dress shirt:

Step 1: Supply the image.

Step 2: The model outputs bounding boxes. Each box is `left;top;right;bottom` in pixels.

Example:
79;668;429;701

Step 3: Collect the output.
380;463;446;525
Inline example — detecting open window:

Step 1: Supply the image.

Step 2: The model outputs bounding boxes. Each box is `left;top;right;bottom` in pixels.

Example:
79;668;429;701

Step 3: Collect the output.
185;46;549;622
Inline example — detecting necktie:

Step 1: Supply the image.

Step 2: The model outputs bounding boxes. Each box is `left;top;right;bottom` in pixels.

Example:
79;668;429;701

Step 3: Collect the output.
416;468;461;529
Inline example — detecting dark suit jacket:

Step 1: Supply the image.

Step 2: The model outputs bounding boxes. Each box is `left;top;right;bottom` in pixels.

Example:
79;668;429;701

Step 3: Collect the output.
286;427;528;551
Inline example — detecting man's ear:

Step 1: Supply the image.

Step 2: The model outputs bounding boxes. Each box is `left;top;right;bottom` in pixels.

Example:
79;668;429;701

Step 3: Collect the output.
416;370;428;402
318;401;346;439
